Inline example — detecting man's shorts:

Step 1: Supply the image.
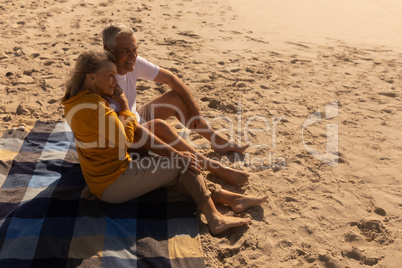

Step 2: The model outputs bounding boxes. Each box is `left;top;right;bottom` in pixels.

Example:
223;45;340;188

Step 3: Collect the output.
137;102;154;125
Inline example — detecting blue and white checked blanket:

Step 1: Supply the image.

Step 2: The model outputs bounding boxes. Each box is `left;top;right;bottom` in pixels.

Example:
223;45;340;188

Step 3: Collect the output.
0;121;205;267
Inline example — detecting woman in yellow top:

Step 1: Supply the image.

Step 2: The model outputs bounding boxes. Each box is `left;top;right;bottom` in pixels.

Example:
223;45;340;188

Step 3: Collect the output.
62;50;267;235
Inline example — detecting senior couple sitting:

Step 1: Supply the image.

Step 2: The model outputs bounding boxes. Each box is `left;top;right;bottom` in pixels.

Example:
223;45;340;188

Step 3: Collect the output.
61;23;267;235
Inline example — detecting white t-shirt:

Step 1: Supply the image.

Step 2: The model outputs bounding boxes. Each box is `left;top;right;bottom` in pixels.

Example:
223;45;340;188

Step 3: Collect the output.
106;56;159;120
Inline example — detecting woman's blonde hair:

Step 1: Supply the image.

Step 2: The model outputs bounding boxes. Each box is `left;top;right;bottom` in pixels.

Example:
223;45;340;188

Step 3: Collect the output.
64;50;116;100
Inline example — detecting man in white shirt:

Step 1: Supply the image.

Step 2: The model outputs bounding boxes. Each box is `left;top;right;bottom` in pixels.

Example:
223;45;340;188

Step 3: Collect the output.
102;23;249;186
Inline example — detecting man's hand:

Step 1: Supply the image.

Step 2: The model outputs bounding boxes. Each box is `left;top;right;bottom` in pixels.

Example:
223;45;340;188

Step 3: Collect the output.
188;111;212;131
187;109;203;129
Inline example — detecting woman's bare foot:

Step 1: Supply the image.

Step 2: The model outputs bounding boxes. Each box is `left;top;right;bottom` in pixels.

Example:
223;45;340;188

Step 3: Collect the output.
214;166;250;186
200;196;251;235
212;141;250;154
208;214;251;235
219;191;269;213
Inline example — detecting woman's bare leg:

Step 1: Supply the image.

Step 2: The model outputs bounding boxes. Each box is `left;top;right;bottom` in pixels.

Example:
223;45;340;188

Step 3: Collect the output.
144;119;249;186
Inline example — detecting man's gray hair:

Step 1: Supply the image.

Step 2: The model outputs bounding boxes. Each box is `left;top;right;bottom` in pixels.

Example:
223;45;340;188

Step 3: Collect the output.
102;23;135;52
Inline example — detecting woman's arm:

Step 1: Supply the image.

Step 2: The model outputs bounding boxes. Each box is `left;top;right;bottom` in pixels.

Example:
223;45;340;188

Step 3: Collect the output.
95;85;136;150
111;85;130;111
110;85;201;175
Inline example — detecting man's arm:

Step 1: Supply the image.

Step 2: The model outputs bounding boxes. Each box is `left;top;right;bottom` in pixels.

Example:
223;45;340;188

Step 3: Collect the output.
153;68;202;128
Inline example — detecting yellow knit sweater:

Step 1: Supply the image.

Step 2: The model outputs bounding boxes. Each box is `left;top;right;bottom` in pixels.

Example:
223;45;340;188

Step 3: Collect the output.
62;90;137;198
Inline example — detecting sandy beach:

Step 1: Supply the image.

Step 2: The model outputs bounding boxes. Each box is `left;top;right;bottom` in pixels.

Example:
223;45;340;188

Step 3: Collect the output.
1;0;401;267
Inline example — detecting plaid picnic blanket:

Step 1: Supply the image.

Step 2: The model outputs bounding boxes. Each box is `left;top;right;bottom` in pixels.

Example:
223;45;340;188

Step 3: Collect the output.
0;121;205;267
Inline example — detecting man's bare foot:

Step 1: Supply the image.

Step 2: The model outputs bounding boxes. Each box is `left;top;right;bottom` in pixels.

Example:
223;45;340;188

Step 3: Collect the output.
212;141;250;154
208;214;251;235
214;166;250;186
220;191;269;213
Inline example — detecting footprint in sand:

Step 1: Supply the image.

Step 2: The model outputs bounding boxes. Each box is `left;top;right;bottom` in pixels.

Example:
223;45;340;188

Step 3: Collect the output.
350;219;394;245
201;97;238;114
342;247;383;266
178;31;200;39
374;207;386;216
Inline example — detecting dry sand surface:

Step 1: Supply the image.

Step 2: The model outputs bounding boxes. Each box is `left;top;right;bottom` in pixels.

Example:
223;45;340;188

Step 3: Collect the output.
1;0;401;267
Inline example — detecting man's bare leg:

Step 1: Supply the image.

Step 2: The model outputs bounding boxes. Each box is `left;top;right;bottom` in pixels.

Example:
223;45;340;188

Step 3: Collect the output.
144;91;249;153
143;119;249;186
216;190;269;213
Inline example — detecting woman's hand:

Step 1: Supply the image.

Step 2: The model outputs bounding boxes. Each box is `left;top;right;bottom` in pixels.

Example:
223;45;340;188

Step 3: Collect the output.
111;85;130;111
175;151;202;177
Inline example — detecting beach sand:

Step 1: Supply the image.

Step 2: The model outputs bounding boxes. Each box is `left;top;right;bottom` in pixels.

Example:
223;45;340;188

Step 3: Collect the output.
1;0;401;267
